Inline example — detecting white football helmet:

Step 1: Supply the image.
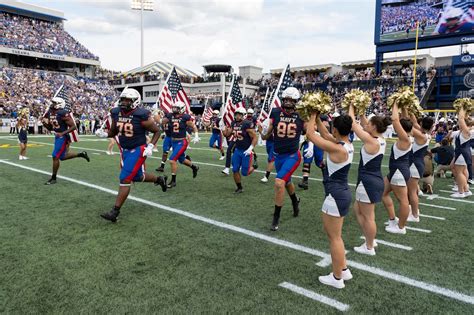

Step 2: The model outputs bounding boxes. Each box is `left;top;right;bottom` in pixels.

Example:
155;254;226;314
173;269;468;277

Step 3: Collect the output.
247;108;254;115
281;87;301;100
172;101;186;114
51;97;66;110
119;88;141;110
444;7;463;20
234;107;246;120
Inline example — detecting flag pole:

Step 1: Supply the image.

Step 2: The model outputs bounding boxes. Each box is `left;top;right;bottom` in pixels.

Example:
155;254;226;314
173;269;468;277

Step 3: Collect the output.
412;21;420;92
257;87;270;124
157;68;174;107
219;74;235;128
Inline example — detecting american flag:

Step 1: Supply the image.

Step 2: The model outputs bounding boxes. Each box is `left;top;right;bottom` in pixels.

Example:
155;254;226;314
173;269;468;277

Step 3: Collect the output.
221;75;244;127
202;101;213;124
257;87;271;126
157;67;190;114
270;64;293;110
53;84;79;142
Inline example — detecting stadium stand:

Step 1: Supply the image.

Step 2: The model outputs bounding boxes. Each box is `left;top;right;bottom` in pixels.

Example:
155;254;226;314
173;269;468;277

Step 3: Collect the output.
1;12;98;60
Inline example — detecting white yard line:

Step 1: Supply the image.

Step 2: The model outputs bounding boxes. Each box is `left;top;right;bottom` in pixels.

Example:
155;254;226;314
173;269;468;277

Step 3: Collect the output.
360;236;412;251
279;282;350;312
419;214;446;221
418;202;456;211
1;159;473;305
405;226;432;233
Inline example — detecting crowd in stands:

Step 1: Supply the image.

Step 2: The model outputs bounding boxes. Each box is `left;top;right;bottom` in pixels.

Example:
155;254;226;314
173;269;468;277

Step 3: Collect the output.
380;0;440;34
1;12;98;60
0;66;118;129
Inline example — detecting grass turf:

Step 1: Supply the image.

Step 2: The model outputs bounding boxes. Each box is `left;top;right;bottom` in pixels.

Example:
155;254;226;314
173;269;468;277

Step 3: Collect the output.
0;134;473;313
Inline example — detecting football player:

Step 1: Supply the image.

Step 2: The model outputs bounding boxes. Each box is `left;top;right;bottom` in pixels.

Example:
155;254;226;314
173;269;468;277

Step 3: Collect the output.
246;108;259;170
96;88;167;222
42;97;90;185
435;7;474;34
223;107;257;193
160;101;200;188
260;87;305;231
155;109;172;172
205;110;225;160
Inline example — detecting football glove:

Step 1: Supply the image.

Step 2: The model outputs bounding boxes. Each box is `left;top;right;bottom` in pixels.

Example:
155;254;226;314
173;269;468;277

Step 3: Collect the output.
192;133;201;144
243;145;254;156
143;143;154;157
304;142;314;159
95;128;108;138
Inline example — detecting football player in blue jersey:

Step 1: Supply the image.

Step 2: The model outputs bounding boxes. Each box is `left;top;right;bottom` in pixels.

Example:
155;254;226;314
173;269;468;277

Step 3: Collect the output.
246;108;259;170
42;97;90;185
205;110;225;160
160;101;200;188
223;107;258;193
155;109;172;172
260;87;305;231
96;88;167;222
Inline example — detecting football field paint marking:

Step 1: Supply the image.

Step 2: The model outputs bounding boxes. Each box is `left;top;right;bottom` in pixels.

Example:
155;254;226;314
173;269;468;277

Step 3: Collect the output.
278;282;350;312
360;236;412;251
0;138;464;202
418;214;446;221
405;226;432;233
418;202;455;211
1;160;473;305
437;191;474;204
315;257;332;267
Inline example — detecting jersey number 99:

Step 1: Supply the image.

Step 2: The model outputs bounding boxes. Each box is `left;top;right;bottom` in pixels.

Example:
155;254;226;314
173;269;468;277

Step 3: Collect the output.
117;122;134;137
277;122;297;138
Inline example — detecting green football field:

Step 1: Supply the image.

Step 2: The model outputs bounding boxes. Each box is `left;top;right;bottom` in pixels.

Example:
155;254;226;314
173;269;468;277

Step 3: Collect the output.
380;25;437;42
0;133;473;313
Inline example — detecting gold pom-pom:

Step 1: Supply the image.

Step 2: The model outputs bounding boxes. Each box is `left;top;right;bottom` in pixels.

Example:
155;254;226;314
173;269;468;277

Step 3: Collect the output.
341;89;372;116
387;86;421;116
453;98;474;114
296;92;333;121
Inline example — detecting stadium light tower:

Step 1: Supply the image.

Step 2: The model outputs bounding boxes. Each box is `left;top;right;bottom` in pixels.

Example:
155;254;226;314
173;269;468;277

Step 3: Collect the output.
131;0;154;67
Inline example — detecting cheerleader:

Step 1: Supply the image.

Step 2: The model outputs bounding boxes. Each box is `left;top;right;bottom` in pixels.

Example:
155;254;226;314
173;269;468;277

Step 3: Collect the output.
18;116;29;160
307;112;354;289
407;115;434;222
383;103;413;234
348;104;389;255
450;108;472;198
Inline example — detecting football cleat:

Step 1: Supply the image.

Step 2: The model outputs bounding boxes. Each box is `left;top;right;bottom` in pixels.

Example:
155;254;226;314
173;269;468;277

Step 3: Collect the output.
156;166;165;172
219;156;225;161
167;181;176;189
270;216;279;231
260;177;269;183
298;181;308;190
252;160;258;170
155;176;168;192
234;188;243;194
45;178;57;185
192;165;199;178
79;151;90;162
100;209;119;223
221;168;230;175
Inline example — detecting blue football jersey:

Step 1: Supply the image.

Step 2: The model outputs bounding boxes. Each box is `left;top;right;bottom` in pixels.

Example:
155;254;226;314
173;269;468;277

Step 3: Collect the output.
270;108;304;154
166;113;192;138
48;109;70;133
110;107;151;149
232;119;253;150
211;117;221;134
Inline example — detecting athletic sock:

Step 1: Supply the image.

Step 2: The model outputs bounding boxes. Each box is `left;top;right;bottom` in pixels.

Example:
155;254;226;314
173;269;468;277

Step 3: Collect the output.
289;193;298;204
51;174;57;180
274;205;282;219
236;183;242;190
333;274;341;281
160;162;165;168
303;175;309;183
171;174;177;182
265;171;271;179
113;205;121;212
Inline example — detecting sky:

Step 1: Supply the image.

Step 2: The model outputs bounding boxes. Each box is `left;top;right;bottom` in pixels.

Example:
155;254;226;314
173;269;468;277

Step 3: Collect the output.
19;0;471;74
